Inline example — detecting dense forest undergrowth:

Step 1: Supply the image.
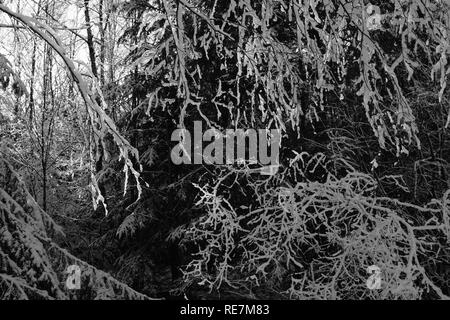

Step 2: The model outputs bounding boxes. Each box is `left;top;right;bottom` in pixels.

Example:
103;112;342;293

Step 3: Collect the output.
1;0;450;300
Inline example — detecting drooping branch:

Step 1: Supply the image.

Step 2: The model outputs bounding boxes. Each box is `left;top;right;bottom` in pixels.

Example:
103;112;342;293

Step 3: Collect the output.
0;3;142;212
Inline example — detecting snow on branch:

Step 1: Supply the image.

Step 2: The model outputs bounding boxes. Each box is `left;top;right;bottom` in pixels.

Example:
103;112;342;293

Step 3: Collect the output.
0;157;153;300
0;3;142;213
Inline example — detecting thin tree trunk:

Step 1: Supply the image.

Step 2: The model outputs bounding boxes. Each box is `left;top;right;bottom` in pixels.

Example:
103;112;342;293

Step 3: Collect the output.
84;0;104;185
41;7;52;212
13;0;21;116
99;0;105;86
29;38;37;123
83;0;97;77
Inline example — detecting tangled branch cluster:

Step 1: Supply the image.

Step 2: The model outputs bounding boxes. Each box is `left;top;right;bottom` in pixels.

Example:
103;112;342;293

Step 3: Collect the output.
181;154;450;299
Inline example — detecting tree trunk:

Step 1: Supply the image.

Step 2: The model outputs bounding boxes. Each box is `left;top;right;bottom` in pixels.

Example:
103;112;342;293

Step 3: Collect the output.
99;0;105;86
83;0;97;77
